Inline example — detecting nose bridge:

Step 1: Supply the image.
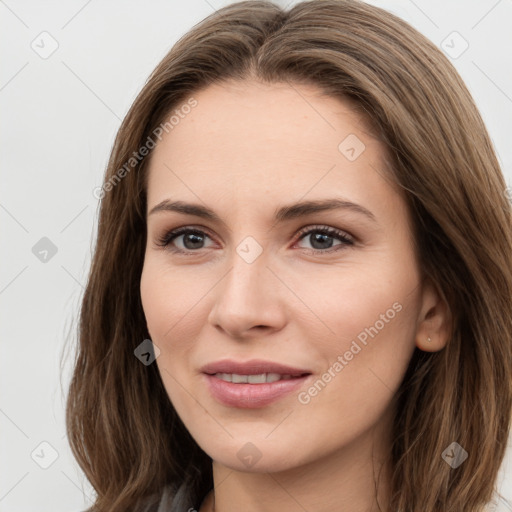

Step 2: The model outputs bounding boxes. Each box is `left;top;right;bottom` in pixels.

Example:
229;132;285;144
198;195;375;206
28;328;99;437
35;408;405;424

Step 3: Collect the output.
223;236;271;303
208;236;283;335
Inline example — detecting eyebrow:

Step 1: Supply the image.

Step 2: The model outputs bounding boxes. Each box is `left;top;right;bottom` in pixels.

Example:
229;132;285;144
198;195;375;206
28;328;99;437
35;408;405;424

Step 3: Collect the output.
148;198;377;226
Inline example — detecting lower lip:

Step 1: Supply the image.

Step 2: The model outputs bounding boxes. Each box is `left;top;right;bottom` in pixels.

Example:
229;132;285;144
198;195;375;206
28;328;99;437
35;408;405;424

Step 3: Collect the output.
203;373;311;408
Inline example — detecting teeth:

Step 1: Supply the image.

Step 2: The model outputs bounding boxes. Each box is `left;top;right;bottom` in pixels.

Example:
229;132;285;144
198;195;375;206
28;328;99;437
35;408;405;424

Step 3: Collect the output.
214;373;296;383
248;374;267;384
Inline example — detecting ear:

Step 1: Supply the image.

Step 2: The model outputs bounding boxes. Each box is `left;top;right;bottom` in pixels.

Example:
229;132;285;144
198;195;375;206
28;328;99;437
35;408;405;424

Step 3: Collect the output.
415;276;452;352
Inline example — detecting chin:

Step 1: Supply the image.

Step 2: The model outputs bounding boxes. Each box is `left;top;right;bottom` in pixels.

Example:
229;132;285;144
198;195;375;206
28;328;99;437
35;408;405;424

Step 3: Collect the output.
200;434;318;474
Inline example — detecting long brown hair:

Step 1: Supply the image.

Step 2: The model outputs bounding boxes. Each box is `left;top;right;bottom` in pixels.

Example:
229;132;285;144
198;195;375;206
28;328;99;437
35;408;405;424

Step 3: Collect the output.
63;1;512;510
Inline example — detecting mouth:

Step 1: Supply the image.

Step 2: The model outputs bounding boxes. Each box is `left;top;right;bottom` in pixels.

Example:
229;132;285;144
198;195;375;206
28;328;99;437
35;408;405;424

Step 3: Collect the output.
200;359;312;408
200;358;311;377
210;372;309;383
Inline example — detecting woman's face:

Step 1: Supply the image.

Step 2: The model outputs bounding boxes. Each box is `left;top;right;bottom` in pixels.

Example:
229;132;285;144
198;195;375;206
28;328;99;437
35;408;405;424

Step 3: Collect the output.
140;79;435;473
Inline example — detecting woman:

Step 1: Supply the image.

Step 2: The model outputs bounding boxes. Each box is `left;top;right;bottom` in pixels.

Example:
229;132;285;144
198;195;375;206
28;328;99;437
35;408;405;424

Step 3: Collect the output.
65;1;512;511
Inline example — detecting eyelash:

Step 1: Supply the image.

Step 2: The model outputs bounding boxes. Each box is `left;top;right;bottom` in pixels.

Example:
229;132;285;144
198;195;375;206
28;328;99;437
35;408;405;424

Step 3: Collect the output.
155;225;355;255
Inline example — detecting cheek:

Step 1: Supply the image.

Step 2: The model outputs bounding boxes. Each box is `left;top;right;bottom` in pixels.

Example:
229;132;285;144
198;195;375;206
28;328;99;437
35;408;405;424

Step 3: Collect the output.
140;259;199;342
294;254;417;346
140;259;206;397
287;277;418;456
140;263;169;342
298;255;420;398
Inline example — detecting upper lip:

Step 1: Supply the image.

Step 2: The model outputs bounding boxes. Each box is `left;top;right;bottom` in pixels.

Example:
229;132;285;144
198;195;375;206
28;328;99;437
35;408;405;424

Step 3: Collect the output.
201;359;311;376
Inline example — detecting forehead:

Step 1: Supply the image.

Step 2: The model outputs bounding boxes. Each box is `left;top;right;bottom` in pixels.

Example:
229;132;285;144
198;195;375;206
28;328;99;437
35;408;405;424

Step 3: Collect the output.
152;79;376;157
145;79;399;219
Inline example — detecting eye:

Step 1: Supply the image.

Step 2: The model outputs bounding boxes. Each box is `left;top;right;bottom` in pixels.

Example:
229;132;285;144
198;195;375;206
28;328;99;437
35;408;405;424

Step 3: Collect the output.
294;225;354;254
155;227;215;252
154;224;354;254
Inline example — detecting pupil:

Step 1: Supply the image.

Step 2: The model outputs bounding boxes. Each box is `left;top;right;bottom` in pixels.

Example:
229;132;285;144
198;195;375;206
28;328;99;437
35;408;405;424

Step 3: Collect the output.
184;233;204;249
311;233;333;250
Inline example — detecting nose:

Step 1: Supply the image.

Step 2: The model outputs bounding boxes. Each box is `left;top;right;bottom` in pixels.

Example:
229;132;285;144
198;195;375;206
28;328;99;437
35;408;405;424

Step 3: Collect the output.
207;249;286;340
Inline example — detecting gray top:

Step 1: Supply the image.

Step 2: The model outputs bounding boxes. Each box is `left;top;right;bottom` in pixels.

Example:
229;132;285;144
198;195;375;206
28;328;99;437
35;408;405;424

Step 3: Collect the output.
157;483;207;512
134;482;208;512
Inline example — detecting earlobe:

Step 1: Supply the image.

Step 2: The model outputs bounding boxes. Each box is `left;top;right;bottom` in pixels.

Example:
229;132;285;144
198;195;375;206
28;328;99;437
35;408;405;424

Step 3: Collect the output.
415;278;452;353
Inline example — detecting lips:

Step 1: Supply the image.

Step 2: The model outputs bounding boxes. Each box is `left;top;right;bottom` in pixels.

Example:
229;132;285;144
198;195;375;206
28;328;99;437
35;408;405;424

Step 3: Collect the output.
200;359;312;408
200;359;311;377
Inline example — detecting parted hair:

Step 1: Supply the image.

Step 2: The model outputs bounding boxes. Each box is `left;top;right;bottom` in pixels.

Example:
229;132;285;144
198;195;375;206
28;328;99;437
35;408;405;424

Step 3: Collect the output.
64;1;512;511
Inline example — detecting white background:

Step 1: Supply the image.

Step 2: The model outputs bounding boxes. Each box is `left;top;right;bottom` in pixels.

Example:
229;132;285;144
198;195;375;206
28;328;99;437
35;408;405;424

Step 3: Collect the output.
1;0;511;510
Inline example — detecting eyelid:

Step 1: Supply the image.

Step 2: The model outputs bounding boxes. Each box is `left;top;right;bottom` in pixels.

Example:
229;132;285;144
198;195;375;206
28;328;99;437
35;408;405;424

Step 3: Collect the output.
154;223;356;253
295;224;354;243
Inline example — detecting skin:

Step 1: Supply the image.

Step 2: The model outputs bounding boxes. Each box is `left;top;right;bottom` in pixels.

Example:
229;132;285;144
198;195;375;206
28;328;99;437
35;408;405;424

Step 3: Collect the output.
140;79;450;512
